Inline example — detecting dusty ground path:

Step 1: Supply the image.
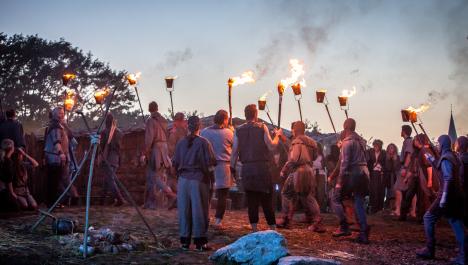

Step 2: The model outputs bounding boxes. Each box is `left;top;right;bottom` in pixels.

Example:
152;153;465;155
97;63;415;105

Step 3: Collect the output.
0;206;461;265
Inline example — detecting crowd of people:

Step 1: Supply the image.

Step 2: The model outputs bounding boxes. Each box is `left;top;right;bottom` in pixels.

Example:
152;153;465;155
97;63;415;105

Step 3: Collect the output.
0;102;467;263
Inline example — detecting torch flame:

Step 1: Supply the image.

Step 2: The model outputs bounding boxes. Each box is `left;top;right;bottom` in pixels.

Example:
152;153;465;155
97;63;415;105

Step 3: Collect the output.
95;87;110;98
280;59;306;88
63;73;76;80
66;89;75;98
64;89;75;112
127;72;142;85
341;86;357;98
259;91;272;101
406;104;430;114
229;71;255;87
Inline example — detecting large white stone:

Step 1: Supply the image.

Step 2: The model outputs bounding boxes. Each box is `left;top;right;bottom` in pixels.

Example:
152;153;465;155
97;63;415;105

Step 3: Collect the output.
278;256;341;265
210;230;288;265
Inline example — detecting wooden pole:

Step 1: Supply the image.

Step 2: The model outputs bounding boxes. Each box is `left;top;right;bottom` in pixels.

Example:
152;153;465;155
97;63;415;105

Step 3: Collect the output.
134;86;146;124
324;104;337;133
297;100;303;122
169;91;175;119
228;84;233;126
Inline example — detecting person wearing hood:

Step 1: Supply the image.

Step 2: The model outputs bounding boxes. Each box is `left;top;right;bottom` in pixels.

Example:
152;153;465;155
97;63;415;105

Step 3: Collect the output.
172;116;216;251
455;136;468;227
277;121;324;233
331;118;370;244
140;101;176;210
416;135;465;264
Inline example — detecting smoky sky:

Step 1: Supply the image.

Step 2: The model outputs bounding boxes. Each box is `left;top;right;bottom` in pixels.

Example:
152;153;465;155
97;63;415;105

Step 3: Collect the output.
155;48;193;71
0;0;467;145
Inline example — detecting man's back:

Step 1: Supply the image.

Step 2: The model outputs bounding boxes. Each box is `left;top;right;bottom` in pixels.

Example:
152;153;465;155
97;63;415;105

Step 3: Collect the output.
236;122;269;163
0;119;25;148
201;126;233;162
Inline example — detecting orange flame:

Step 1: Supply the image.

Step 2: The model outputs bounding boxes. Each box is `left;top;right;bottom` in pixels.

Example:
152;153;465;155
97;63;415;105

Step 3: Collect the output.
63;73;76;80
127;72;141;85
94;87;110;104
280;59;306;88
406;104;430;114
259;91;272;101
228;71;255;87
341;86;357;98
66;89;75;98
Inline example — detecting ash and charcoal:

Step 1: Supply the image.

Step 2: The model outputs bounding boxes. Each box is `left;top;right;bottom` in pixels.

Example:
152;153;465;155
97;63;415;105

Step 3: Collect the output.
58;226;145;256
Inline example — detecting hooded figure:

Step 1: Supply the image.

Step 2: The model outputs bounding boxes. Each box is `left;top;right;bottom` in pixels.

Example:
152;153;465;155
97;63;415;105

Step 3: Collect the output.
416;135;465;264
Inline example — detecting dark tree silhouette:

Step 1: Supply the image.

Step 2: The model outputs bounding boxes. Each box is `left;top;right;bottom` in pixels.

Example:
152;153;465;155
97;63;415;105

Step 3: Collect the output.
0;33;140;131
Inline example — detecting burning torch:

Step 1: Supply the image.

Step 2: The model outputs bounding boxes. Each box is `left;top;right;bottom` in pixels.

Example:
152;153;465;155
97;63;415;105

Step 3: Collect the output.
94;87;110;107
62;73;77;120
338;86;356;119
165;76;177;119
64;90;76;122
62;73;76;86
316;89;337;133
280;59;306;123
258;92;275;126
277;82;284;128
401;104;439;158
291;83;303;122
227;71;255;126
126;72;145;124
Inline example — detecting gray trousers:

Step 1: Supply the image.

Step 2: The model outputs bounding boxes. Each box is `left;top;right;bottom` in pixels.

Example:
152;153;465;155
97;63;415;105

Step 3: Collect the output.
101;163;124;202
177;177;210;242
144;167;169;209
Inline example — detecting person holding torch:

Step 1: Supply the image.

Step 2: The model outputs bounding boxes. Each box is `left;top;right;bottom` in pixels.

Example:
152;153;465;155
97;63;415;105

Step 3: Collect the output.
230;104;283;232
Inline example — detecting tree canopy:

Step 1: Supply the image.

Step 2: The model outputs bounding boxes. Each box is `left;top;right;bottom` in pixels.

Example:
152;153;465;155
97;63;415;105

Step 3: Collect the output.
0;33;140;131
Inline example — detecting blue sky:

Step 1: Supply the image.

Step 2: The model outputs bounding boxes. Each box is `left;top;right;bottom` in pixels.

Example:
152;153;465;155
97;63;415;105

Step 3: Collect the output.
1;0;467;146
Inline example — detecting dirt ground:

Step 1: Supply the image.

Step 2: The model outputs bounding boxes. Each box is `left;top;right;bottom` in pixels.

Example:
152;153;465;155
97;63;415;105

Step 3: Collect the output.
0;206;462;265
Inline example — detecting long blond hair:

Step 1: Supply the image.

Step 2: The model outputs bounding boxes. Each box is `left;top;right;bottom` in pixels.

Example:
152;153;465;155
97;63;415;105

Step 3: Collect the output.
0;139;14;162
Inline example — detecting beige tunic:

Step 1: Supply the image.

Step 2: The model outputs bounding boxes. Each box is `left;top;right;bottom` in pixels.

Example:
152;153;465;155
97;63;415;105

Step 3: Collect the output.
145;112;171;171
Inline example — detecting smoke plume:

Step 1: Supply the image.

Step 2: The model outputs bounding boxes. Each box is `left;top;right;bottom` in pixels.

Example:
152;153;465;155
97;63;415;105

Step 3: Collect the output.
156;48;193;70
444;0;468;129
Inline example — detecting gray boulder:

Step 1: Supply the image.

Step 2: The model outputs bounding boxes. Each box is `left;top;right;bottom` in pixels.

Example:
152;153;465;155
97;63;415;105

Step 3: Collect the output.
210;230;288;265
278;256;341;265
